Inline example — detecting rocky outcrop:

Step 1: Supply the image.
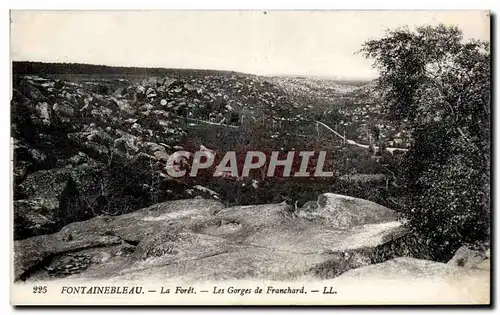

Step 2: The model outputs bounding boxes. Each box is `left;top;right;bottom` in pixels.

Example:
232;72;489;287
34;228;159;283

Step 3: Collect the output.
335;257;490;304
17;163;104;202
14;163;106;239
14;199;224;280
297;193;398;227
14;196;408;282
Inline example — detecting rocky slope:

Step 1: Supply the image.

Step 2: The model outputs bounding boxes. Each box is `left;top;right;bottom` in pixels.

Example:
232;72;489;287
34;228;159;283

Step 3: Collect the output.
11;70;316;240
13;67;400;241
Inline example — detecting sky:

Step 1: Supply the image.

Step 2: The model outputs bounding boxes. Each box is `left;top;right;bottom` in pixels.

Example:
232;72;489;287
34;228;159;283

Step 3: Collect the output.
10;10;490;80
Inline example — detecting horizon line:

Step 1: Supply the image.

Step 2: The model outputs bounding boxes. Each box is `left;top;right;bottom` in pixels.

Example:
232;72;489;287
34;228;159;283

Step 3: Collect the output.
11;60;377;82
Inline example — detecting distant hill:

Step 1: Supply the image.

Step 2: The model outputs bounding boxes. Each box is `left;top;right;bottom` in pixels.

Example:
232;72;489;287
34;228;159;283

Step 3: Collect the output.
12;61;247;78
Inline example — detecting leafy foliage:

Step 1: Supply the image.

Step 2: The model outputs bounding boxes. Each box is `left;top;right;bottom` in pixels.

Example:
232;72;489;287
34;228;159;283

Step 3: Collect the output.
360;25;490;260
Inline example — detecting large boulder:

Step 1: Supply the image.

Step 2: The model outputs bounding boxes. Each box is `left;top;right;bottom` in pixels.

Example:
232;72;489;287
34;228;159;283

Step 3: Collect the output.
113;98;136;116
13;199;58;239
67;127;114;162
297;193;397;227
15;79;47;101
335;257;490;304
52;101;75;122
14;163;106;239
14;196;407;282
17;163;104;203
34;102;51;126
447;245;489;269
13;198;225;280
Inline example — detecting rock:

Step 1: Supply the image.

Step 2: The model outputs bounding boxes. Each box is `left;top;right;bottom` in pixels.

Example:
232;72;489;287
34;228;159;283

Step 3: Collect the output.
300;200;318;212
113;131;141;157
112;87;126;98
152;110;169;118
133;231;233;264
153;150;169;161
14;197;407;282
334;257;490;304
142;142;169;161
296;193;397;227
52;101;75;119
349;251;372;268
15;163;106;238
17;80;47;101
111;98;135;116
447;245;488;269
18;167;77;201
14;199;58;239
68;152;90;165
34;102;51;125
162;77;177;88
12;73;435;286
46;253;92;277
14;234;122;280
68;135;110;163
331;257;490;305
68;128;114;162
474;259;490;271
145;88;157;98
136;85;146;94
340;257;483;279
139;103;154;112
90;106;113;120
13;199;225;280
124;118;138;124
143;142;165;154
310;251;372;279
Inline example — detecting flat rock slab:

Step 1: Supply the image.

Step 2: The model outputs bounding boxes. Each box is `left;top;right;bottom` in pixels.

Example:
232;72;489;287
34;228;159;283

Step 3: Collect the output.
298;193;397;227
334;257;490;304
14;199;224;280
14;196;407;282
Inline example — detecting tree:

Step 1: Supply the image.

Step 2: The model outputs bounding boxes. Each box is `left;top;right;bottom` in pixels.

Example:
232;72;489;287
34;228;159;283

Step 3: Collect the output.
360;25;490;261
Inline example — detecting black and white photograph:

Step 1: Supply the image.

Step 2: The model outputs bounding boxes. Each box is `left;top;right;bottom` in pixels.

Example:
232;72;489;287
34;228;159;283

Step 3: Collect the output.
9;10;491;305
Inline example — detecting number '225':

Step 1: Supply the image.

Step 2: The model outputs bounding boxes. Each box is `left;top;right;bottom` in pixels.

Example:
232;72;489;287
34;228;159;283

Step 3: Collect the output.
32;286;47;294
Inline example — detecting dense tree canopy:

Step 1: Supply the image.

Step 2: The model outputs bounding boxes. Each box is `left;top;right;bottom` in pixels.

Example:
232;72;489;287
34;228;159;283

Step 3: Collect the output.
360;25;490;260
